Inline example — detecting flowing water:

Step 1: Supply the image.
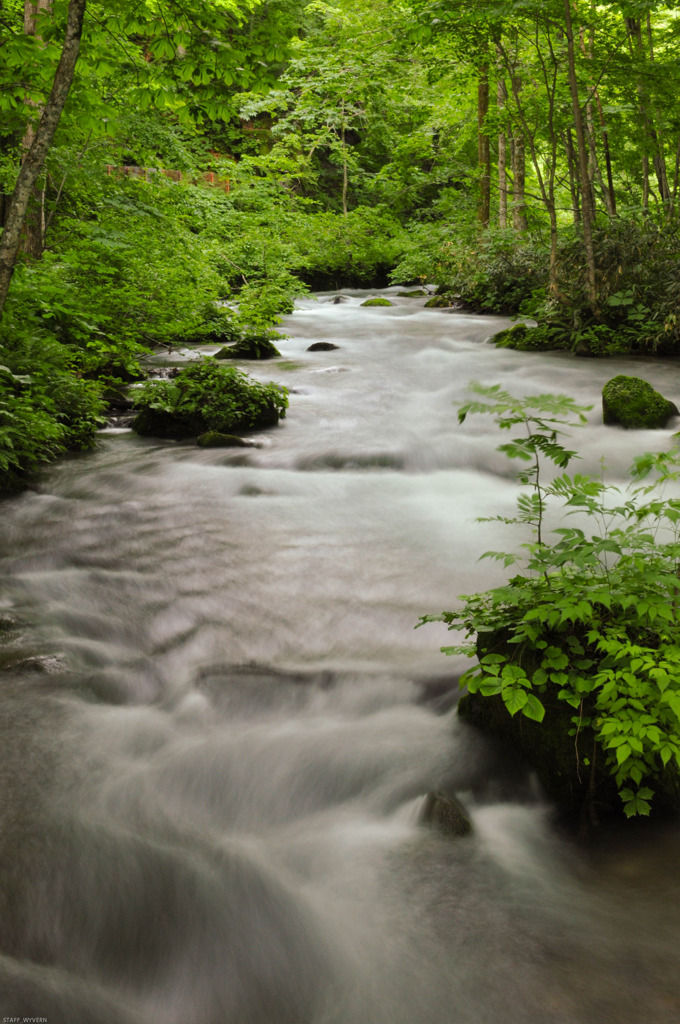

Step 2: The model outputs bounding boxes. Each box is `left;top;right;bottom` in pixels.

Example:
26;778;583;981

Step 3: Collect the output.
2;289;680;1023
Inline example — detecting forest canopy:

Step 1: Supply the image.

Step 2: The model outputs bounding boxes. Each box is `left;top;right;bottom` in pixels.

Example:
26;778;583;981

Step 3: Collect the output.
1;0;680;488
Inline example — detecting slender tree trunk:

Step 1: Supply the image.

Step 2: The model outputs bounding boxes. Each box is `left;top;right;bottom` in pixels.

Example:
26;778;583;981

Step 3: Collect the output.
642;154;650;216
671;138;680;220
497;74;508;229
646;11;671;218
548;202;559;302
596;94;617;217
625;14;670;213
341;103;348;218
564;0;598;314
511;129;527;230
22;0;54;257
585;0;615;218
565;129;581;226
0;0;87;317
477;62;490;228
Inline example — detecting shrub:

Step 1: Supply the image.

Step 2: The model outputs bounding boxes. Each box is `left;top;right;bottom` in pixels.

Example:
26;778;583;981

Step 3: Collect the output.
131;359;288;438
421;384;680;819
393;230;548;314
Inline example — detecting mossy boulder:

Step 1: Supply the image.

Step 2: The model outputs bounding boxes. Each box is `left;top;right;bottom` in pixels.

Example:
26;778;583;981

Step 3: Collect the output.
490;323;537;350
602;375;678;429
397;289;427;298
424;292;457;308
131;360;288;439
360;297;393;307
307;342;339;352
215;334;281;360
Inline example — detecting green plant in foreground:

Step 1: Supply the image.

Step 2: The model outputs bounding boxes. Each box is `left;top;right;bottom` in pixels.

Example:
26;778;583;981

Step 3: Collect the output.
421;383;680;817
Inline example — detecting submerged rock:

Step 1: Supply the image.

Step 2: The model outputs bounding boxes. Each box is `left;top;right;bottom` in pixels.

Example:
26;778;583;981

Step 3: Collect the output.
420;791;472;837
197;432;254;448
602;375;678;429
458;628;680;823
360;298;393;307
307;342;339;352
397;289;427;297
331;295;349;304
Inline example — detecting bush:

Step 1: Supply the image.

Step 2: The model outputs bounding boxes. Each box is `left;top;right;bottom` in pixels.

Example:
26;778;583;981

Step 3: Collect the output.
392;230;548;313
0;365;103;496
421;384;680;820
131;359;288;438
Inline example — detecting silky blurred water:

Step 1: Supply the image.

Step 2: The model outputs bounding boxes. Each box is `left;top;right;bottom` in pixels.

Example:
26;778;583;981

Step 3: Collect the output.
2;288;680;1022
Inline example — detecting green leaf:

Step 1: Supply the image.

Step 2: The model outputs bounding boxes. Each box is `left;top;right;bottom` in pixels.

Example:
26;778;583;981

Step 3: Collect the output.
523;693;545;722
503;687;528;717
616;743;632;765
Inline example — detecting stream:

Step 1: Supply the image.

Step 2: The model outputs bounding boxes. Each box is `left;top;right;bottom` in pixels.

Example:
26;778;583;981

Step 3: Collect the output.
2;288;680;1022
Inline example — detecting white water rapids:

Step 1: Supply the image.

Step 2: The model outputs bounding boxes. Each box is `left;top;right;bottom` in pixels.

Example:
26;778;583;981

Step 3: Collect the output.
2;289;680;1022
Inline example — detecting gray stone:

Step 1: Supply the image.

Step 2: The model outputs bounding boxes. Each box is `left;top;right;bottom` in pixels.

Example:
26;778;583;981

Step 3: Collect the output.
420;791;472;837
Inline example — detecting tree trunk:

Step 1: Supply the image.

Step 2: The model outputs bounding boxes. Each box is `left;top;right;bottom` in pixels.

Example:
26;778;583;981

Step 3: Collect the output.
565;130;581;226
625;14;670;214
497;75;508;229
22;0;54;257
671;138;680;220
645;11;671;218
477;63;490;228
564;0;598;315
0;0;86;317
596;94;617;217
341;104;348;218
511;129;527;230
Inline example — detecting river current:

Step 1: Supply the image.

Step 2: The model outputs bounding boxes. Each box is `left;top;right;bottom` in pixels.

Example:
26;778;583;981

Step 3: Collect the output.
2;289;680;1022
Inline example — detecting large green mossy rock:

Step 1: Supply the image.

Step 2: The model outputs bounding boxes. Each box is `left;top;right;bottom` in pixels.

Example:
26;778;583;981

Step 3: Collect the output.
360;297;393;307
215;334;281;360
132;360;287;439
602;375;678;429
490;323;536;349
398;289;427;298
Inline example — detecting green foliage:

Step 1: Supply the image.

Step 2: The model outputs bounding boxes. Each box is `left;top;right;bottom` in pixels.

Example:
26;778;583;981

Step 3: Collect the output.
404;220;680;358
131;358;288;438
422;384;680;818
0;359;103;496
393;230;548;313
